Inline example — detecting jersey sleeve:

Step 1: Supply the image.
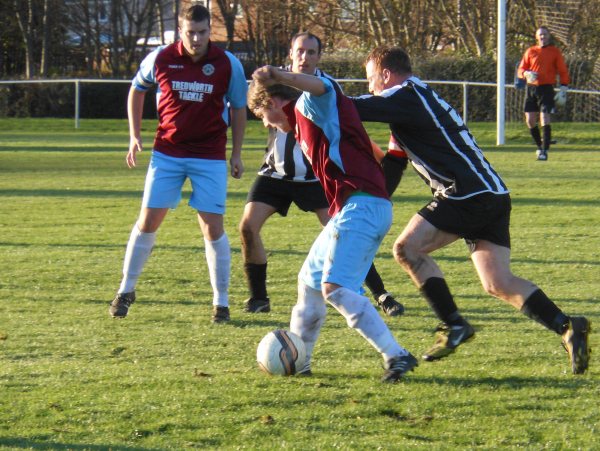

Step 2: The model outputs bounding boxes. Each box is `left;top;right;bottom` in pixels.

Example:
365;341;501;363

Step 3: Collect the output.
132;46;165;91
303;77;337;120
224;51;248;109
517;49;532;79
352;92;409;124
297;78;345;171
555;49;570;85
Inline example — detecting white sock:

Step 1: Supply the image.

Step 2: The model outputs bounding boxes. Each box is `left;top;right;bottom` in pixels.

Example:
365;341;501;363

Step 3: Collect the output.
327;287;407;361
290;281;327;372
119;224;156;294
204;233;230;307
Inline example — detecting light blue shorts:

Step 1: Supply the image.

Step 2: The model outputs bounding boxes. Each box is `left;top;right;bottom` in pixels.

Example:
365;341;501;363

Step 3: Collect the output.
141;151;227;214
299;194;393;292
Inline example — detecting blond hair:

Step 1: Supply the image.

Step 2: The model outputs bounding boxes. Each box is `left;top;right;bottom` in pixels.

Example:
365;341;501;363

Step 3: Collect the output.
247;82;301;117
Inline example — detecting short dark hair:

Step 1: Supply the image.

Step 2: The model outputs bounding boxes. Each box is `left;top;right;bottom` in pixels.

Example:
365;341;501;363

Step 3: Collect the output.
247;82;301;117
290;32;322;54
179;3;210;25
365;46;412;75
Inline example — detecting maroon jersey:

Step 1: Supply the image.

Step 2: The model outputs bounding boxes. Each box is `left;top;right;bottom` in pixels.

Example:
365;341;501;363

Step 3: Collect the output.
133;41;247;159
283;78;388;216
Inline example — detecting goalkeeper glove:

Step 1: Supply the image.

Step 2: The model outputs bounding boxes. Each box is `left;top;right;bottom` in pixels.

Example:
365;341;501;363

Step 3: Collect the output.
554;85;567;107
524;70;538;84
514;78;526;90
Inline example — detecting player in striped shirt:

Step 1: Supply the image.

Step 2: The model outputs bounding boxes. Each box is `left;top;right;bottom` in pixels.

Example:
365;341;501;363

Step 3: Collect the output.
352;46;589;375
108;4;247;323
248;67;417;382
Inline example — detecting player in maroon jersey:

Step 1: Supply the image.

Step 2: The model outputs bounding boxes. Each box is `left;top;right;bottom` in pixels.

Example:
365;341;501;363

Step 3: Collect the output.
109;4;248;323
248;67;417;382
239;32;404;317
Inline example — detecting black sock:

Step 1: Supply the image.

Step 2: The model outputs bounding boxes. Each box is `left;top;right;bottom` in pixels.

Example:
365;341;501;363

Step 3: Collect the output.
520;289;569;335
529;126;542;148
364;263;385;297
421;277;464;325
244;262;268;300
542;125;552;151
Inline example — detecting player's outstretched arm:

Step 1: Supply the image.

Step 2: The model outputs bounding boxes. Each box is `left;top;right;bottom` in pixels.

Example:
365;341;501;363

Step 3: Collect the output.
252;65;326;96
126;86;146;168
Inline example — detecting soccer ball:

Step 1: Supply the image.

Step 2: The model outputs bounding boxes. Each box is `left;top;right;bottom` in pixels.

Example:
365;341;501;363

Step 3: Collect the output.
256;329;306;376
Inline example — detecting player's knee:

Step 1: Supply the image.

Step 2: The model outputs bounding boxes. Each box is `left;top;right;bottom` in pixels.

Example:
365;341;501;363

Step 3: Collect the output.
481;281;500;298
298;281;324;306
321;282;338;299
480;276;510;298
294;282;326;321
291;302;325;325
393;240;412;267
137;218;160;233
239;219;259;244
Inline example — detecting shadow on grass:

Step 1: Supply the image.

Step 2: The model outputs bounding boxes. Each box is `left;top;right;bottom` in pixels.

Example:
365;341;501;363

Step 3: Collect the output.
0;189;249;202
415;374;593;390
0;438;162;451
89;299;288;328
3;188;598;208
0;146;123;152
3;240;598;269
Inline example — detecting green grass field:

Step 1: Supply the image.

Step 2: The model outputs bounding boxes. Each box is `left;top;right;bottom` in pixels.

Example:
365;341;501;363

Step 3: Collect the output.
1;118;599;450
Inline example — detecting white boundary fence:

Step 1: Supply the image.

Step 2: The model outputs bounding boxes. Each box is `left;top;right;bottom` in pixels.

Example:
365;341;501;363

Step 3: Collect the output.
339;79;599;124
0;79;131;129
0;78;598;140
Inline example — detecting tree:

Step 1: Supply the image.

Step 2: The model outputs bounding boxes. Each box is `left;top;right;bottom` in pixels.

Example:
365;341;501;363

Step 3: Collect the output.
237;0;305;67
214;0;241;49
14;0;36;78
65;0;161;77
440;0;495;57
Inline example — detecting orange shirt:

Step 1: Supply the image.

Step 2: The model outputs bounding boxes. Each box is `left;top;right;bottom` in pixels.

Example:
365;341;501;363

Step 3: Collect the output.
518;45;570;86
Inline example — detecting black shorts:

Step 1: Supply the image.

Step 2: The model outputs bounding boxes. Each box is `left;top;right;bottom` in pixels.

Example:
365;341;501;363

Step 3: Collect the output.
524;84;556;114
246;175;329;217
418;193;512;250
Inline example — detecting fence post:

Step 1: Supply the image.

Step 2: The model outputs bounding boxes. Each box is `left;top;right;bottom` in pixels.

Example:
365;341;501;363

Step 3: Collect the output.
462;83;468;124
74;79;80;129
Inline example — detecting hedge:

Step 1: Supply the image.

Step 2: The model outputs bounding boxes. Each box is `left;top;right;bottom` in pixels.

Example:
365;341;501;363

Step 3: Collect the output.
0;54;595;122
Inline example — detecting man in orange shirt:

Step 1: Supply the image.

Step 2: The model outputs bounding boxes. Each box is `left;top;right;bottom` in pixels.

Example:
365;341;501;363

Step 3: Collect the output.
518;26;569;161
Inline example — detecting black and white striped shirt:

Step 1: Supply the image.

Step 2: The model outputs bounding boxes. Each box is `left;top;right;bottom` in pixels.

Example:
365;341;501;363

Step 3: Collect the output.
258;128;317;181
258;68;338;182
352;76;509;200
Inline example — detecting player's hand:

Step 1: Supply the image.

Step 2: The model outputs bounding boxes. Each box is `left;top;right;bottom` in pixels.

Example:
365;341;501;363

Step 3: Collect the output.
252;66;279;86
126;136;143;168
230;155;244;179
524;71;538;84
